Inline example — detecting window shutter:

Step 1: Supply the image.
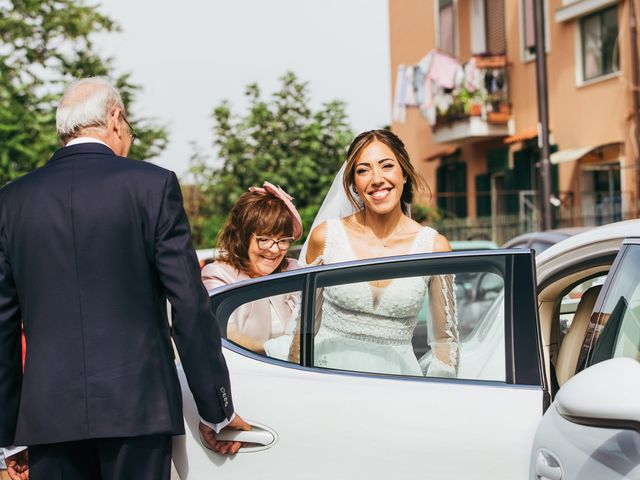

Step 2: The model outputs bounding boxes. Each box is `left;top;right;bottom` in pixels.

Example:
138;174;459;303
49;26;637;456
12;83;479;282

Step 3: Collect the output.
485;0;506;54
436;164;448;213
439;1;455;55
453;162;468;217
524;0;535;50
475;173;492;217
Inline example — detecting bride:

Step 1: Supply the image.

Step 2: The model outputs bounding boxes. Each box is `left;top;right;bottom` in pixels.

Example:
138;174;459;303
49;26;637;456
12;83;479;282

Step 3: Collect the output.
298;129;459;377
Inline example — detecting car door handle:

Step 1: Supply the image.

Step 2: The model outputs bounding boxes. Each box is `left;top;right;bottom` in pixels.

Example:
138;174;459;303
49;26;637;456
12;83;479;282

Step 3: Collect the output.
216;428;274;445
199;421;277;453
535;449;562;480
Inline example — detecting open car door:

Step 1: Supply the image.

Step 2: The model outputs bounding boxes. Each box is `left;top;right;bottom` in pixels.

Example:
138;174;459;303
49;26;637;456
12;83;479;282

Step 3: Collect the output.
173;249;547;479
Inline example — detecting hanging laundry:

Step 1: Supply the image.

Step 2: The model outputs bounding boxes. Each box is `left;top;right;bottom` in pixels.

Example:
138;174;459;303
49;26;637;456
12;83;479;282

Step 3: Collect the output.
464;57;480;92
455;64;465;89
429;51;460;89
416;51;435;110
393;65;409;123
404;66;417;106
412;65;426;106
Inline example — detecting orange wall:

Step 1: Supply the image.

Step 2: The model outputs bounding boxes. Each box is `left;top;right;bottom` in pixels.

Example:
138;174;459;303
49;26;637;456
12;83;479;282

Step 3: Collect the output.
390;0;639;213
389;0;438;205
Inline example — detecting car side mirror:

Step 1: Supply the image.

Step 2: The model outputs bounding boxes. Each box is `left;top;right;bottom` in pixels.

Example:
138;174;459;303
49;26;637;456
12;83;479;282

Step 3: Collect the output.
555;358;640;431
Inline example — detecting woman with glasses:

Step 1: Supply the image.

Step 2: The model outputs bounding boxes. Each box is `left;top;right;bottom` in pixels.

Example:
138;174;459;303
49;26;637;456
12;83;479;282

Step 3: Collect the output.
201;182;302;355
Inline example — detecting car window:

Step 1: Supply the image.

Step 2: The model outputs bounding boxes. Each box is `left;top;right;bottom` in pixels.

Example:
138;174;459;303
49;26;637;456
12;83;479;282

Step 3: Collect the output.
226;290;302;363
210;251;543;388
210;274;305;365
558;275;606;342
311;268;505;382
588;244;640;365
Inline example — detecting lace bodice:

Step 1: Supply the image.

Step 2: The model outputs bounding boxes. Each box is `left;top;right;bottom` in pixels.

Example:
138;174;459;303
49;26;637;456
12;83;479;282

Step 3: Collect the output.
319;218;460;376
321;219;434;345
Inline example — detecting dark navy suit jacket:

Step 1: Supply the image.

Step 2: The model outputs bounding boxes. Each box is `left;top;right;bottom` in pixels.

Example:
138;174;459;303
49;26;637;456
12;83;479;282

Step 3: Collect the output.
0;143;233;446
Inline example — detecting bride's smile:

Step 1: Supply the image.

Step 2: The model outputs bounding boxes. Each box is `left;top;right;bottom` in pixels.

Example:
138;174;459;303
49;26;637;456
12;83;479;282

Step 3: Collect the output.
368;187;391;201
354;140;406;214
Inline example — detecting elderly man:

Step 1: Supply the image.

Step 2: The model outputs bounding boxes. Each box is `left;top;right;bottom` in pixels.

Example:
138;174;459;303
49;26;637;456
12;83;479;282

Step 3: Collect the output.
0;78;248;480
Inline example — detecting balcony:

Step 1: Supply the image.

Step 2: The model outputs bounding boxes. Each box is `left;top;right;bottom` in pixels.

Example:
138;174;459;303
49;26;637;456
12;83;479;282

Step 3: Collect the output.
430;55;513;144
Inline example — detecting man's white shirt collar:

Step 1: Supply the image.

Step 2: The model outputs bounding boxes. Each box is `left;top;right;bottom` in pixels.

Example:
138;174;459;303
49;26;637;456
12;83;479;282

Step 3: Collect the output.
65;137;110;147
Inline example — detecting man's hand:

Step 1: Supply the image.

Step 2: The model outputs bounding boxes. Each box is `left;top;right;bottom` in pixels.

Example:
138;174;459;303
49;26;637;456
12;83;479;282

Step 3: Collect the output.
199;415;251;455
6;449;28;480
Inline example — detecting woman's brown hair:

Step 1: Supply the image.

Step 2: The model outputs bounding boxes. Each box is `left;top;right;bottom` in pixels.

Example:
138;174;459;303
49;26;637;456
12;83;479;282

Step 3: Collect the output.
342;129;428;215
217;190;294;275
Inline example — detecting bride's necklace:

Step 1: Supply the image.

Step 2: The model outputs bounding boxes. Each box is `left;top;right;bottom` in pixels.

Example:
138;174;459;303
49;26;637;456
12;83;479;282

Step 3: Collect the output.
360;212;403;248
367;225;399;248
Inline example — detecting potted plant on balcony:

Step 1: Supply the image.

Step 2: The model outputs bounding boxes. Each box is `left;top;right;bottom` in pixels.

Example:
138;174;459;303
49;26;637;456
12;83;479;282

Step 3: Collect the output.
458;87;483;117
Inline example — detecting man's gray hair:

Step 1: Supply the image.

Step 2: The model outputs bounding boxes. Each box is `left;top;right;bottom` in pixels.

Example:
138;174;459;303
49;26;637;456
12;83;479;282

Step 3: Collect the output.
56;77;125;142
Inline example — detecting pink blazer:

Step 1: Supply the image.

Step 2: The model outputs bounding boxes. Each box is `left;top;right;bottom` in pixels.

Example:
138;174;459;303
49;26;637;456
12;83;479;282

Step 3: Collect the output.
201;259;299;343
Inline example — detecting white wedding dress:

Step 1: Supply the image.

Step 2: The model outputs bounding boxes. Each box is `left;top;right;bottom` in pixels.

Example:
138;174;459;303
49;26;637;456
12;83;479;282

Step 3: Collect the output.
313;218;459;377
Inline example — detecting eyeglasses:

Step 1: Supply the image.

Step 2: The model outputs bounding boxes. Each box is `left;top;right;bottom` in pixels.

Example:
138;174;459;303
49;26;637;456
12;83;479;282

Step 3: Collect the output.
122;115;136;142
255;235;294;251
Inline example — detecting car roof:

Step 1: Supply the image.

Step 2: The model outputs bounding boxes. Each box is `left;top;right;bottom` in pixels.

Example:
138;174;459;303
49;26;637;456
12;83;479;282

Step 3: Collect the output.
534;219;640;282
502;227;592;248
537;220;639;261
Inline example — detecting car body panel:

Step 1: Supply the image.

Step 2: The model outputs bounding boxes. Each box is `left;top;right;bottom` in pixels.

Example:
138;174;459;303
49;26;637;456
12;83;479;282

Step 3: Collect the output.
530;403;640;480
174;347;544;480
173;250;546;479
531;239;640;480
174;220;640;479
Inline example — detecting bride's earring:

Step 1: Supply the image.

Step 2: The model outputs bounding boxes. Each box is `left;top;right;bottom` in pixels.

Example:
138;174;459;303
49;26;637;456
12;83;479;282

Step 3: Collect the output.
352;185;358;196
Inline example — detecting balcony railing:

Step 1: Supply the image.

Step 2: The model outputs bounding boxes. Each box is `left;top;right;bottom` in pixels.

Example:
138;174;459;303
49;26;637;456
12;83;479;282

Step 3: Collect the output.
426;189;637;244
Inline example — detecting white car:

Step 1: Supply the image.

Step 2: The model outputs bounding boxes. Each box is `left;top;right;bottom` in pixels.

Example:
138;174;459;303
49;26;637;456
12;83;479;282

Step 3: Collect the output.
172;219;640;479
530;236;640;480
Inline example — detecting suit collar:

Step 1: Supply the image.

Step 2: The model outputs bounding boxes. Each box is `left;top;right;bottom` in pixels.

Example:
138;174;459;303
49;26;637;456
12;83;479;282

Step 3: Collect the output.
48;142;116;163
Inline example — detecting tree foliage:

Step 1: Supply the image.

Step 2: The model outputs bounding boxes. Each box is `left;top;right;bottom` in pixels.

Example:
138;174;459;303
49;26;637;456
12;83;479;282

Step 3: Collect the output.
189;72;353;247
0;0;168;185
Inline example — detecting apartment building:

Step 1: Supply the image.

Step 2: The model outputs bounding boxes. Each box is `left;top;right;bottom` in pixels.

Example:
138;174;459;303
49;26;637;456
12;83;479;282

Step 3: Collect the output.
389;0;638;241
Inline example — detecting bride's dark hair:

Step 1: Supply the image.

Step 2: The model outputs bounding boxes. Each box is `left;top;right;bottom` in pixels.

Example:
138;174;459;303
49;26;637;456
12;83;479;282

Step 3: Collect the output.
342;129;428;214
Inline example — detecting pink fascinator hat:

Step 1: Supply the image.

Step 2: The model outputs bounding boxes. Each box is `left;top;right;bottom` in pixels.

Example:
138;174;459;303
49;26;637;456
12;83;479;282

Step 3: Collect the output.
248;181;303;240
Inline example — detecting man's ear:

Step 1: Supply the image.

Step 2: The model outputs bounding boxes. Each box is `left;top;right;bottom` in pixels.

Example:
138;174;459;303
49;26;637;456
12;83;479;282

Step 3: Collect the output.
110;107;125;138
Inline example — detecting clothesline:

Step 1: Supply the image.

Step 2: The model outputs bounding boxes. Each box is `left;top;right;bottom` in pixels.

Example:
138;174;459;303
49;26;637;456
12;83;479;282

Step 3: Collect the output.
393;49;508;126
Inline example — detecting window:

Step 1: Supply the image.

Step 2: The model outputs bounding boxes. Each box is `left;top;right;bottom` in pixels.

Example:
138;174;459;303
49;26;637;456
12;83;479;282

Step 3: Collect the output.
438;0;456;55
558;275;606;342
227;290;302;362
212;251;543;387
436;154;468;218
211;274;306;365
580;162;622;225
311;264;505;382
589;245;640;366
580;6;619;81
485;0;506;54
472;0;505;55
520;0;550;61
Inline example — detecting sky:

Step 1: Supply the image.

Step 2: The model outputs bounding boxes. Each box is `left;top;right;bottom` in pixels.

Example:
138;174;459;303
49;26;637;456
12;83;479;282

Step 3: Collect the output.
94;0;392;177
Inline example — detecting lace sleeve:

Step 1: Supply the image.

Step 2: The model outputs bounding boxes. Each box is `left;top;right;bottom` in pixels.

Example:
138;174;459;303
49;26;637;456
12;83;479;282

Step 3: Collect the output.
426;274;460;377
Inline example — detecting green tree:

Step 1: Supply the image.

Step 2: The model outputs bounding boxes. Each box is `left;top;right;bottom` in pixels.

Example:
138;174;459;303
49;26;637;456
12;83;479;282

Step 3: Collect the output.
0;0;168;185
190;72;353;247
